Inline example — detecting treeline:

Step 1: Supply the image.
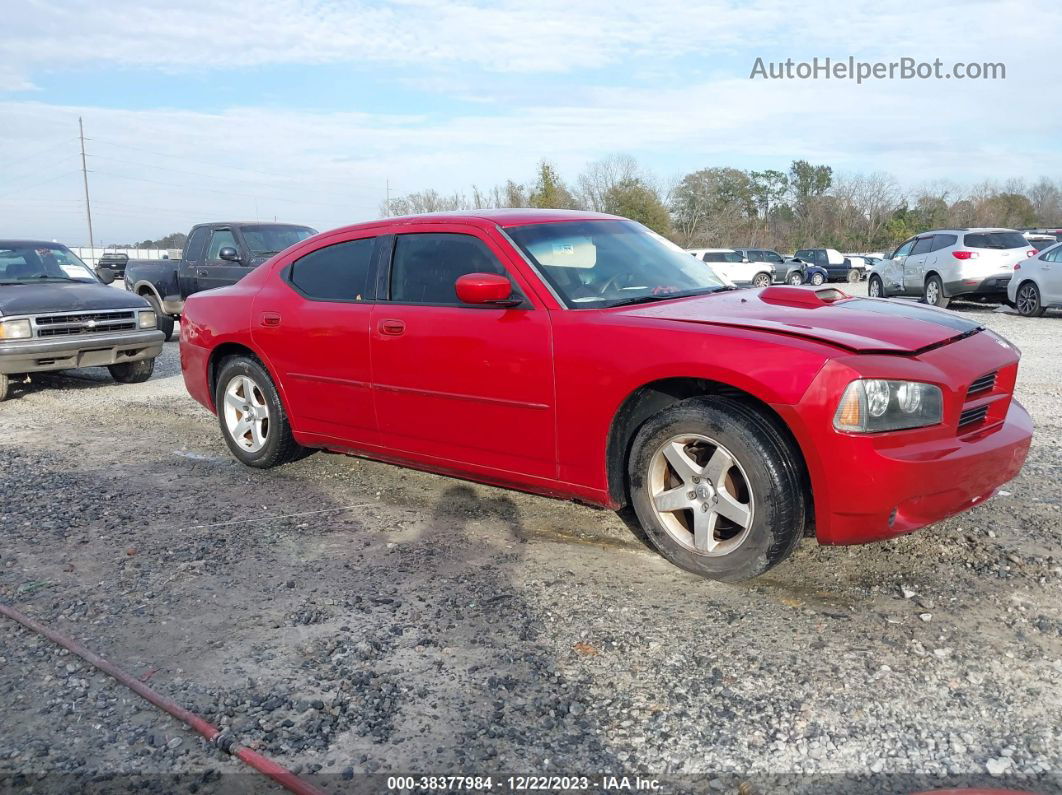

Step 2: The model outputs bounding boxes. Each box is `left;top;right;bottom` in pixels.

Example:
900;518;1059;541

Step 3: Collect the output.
385;155;1062;253
110;232;188;249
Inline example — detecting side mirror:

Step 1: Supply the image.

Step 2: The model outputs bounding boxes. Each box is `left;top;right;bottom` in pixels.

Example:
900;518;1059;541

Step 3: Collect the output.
455;272;518;306
96;266;116;285
218;246;241;262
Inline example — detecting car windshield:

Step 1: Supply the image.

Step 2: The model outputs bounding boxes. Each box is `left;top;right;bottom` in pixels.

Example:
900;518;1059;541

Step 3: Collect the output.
963;231;1030;249
241;225;317;256
507;221;728;308
0;244;97;283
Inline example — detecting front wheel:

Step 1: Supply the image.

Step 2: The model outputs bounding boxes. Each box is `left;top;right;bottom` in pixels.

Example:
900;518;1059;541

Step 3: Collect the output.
215;356;308;468
752;272;772;288
0;373;9;402
847;269;861;283
109;359;154;383
786;271;804;286
627;397;806;582
923;274;950;308
1015;281;1045;317
868;275;884;298
809;271;826;286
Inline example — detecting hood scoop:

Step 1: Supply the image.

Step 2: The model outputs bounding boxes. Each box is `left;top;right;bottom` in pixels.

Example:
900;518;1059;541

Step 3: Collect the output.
759;286;850;307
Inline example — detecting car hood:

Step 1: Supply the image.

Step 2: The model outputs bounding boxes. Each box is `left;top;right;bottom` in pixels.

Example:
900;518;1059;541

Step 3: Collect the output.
0;281;148;317
619;287;983;354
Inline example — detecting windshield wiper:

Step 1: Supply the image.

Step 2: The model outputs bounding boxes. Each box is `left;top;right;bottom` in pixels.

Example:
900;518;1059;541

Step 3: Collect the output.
605;286;734;308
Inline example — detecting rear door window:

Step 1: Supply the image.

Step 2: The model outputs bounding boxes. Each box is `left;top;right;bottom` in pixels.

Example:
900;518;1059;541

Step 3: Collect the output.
963;231;1030;249
288;238;376;302
930;234;957;252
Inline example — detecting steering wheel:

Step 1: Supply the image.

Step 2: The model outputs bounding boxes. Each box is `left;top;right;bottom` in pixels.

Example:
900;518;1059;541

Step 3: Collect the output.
598;272;639;296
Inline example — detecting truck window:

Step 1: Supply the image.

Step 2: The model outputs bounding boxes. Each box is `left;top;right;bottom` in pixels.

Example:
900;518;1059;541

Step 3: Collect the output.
206;230;238;261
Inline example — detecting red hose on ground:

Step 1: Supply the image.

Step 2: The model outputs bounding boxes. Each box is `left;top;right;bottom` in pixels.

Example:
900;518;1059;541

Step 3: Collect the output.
0;602;325;795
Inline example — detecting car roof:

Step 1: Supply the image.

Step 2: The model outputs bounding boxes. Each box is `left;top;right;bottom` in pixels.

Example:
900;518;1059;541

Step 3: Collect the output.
193;221;316;228
0;239;71;248
323;208;623;236
919;227;1020;234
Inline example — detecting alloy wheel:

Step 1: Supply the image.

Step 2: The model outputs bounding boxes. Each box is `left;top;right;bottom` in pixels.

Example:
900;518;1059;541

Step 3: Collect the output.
223;375;271;452
1017;284;1039;316
647;434;755;556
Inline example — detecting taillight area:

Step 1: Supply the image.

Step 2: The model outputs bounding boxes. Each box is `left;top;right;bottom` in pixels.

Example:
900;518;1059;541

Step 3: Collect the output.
952;250;978;260
1014;262;1022;271
1027;249;1037;257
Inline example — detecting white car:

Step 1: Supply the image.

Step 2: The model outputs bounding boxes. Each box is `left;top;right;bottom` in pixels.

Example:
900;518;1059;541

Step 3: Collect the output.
843;255;871;274
867;228;1035;308
686;248;774;288
1008;240;1062;316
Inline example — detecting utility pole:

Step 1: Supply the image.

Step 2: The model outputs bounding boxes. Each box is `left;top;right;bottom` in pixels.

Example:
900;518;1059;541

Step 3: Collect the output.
78;117;95;262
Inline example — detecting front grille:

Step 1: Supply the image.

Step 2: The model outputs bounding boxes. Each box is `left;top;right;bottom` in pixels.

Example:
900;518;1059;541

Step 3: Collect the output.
958;405;989;428
967;371;997;396
32;310;137;338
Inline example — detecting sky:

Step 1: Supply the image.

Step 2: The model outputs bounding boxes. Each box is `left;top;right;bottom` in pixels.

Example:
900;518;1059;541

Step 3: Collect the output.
2;0;1061;244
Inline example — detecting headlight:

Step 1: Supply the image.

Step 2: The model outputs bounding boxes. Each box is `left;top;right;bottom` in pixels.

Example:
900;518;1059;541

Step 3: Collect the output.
834;379;943;433
138;310;157;329
0;318;32;340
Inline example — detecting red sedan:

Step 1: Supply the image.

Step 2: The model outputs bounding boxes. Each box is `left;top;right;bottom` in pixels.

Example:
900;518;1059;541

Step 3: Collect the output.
180;210;1032;581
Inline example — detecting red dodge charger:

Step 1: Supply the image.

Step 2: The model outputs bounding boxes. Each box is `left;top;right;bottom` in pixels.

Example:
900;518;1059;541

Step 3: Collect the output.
180;210;1032;581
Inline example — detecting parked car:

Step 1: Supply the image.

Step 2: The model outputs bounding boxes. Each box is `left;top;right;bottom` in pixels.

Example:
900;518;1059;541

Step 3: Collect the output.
179;209;1032;583
843;254;872;276
1008;239;1062;316
122;222;316;341
686;248;773;287
782;257;830;286
97;252;129;279
867;228;1035;308
1023;233;1057;253
0;240;164;401
730;248;803;286
793;248;861;282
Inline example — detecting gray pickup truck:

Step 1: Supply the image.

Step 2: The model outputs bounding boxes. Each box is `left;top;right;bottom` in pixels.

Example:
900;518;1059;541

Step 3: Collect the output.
0;240;164;402
121;221;317;340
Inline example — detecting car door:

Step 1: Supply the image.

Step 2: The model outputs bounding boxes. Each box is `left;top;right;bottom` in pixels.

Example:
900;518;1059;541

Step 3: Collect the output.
369;225;557;479
904;236;935;292
251;233;379;443
1040;244;1062;304
195;227;249;293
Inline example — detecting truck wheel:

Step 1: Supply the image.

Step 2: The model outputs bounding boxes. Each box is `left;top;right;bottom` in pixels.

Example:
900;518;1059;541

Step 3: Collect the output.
1015;282;1045;317
215;356;307;468
143;293;175;341
847;269;861;283
868;275;884;298
0;373;9;402
923;275;950;308
752;272;771;288
627;396;805;582
109;359;155;384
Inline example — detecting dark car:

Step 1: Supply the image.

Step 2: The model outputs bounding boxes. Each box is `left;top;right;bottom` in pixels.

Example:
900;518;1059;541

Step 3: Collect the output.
794;248;861;283
97;252;129;278
0;241;164;401
122;222;316;341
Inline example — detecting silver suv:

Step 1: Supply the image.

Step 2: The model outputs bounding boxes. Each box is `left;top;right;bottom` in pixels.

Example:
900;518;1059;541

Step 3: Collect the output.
868;228;1035;308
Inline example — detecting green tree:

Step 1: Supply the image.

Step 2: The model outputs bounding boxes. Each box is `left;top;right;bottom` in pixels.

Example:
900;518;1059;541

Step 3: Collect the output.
602;178;672;235
788;160;832;205
528;161;576;209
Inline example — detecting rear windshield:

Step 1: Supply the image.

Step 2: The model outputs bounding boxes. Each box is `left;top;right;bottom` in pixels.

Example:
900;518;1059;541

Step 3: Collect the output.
963;231;1030;249
241;225;317;257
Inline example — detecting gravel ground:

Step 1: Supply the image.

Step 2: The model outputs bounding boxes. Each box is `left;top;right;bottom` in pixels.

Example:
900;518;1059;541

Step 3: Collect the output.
1;287;1060;795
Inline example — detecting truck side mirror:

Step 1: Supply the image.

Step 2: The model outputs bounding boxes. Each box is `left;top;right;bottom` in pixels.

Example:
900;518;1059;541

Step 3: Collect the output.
96;266;116;285
219;247;241;262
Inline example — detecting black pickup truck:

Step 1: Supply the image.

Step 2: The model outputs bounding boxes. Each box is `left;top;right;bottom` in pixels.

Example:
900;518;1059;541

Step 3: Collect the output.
0;240;164;401
120;222;317;340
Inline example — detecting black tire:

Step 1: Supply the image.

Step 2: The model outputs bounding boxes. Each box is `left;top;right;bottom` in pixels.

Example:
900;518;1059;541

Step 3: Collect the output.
923;274;950;308
809;271;826;286
108;358;155;383
1015;281;1045;317
786;271;804;286
215;355;307;468
867;275;884;298
0;373;9;402
752;272;772;288
142;293;175;342
627;397;806;582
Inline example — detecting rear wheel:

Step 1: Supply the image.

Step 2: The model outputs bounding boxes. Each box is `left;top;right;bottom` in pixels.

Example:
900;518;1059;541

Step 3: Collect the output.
786;271;804;286
847;269;861;283
215;356;308;468
752;272;772;288
627;397;805;582
109;359;154;383
923;274;950;308
142;293;174;342
868;275;884;298
1015;281;1045;317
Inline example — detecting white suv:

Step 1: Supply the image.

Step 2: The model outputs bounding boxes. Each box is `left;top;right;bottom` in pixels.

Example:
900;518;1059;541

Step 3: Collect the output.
867;228;1035;308
1008;239;1062;316
686;248;774;288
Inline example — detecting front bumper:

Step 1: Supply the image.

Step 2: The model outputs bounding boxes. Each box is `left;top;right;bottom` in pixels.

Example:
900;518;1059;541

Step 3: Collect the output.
0;329;165;374
945;274;1012;298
